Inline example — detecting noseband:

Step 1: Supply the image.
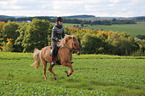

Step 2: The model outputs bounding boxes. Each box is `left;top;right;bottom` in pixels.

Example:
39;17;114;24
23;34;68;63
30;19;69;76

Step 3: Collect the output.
72;43;80;52
65;36;80;52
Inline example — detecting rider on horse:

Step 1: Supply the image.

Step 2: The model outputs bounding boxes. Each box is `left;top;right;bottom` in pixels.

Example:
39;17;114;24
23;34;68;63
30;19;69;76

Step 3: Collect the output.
51;17;65;66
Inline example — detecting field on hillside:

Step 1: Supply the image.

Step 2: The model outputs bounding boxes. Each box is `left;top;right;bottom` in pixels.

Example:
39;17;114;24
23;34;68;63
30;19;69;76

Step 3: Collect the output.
63;23;80;27
64;23;145;36
0;52;145;95
85;25;145;36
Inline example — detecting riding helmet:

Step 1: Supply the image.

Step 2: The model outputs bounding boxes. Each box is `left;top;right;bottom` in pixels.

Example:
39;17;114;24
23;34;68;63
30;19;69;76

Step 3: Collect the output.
57;17;63;22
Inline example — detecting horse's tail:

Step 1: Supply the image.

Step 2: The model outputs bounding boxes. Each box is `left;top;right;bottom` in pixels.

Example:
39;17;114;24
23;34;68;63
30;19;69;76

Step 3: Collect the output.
31;48;40;70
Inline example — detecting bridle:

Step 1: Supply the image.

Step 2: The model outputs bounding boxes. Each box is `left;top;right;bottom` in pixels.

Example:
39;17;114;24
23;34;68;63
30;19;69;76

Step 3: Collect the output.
72;43;80;52
65;36;80;52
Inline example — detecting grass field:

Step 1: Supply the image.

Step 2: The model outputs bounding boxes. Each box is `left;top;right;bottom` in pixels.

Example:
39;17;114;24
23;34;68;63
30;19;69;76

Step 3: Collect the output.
63;23;80;27
0;52;145;95
63;23;145;36
84;24;145;36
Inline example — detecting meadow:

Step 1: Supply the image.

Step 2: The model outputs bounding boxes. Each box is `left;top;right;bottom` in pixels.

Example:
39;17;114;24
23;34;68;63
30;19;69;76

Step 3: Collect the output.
84;24;145;36
0;52;145;96
64;23;145;36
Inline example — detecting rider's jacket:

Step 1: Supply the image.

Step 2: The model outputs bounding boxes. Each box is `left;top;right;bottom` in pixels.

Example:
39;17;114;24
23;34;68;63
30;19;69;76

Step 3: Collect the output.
51;24;65;42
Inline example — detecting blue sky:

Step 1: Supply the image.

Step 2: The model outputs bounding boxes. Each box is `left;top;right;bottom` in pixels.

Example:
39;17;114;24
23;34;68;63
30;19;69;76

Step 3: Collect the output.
0;0;145;17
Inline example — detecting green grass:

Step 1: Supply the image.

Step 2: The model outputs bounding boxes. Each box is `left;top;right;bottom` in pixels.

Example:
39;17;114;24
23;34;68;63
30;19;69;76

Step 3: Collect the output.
63;23;145;36
84;24;145;36
0;52;145;95
63;23;81;27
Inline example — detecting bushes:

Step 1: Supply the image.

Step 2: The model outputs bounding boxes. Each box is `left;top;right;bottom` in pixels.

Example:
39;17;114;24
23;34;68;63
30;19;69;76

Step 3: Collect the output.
1;38;14;52
80;31;140;55
106;32;139;55
0;19;144;55
81;32;107;54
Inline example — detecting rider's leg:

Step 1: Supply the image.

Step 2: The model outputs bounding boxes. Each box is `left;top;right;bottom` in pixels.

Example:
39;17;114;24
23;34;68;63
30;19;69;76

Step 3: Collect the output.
51;41;56;66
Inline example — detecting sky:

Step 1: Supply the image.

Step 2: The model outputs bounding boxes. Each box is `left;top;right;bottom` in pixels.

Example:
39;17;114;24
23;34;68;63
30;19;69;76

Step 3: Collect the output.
0;0;145;17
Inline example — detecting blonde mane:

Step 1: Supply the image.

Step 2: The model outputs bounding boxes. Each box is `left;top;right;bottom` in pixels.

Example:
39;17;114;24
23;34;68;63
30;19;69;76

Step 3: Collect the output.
58;35;74;48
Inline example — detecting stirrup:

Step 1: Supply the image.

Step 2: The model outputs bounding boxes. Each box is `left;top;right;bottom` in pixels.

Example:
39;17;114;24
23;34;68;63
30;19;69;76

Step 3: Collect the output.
51;61;55;66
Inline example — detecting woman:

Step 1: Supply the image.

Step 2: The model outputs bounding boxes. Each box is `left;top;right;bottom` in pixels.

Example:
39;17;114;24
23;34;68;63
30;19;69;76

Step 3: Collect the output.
51;17;65;66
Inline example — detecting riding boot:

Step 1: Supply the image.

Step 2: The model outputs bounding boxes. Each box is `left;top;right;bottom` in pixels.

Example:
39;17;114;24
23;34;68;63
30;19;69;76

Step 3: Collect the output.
51;57;55;66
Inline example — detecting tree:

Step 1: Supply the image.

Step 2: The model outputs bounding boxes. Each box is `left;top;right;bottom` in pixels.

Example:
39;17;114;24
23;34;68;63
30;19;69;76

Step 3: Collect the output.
107;32;139;55
136;35;145;40
2;38;14;52
81;22;84;27
14;22;28;52
22;18;50;52
0;21;5;49
1;21;19;51
140;40;145;54
81;33;105;54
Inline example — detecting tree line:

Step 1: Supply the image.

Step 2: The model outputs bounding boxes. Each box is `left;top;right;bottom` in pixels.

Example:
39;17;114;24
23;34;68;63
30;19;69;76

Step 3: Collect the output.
0;16;135;25
0;18;145;55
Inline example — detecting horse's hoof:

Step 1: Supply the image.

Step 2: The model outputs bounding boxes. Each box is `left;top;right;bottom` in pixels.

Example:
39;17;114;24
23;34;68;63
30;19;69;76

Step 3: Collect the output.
54;78;57;80
65;70;68;74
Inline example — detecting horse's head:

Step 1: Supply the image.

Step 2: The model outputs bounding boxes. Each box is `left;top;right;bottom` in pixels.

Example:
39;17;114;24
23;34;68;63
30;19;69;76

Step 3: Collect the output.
71;35;81;55
59;35;81;55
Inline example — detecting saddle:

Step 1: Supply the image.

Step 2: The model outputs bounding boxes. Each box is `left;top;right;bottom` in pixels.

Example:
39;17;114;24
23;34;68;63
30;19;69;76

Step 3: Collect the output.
50;46;59;57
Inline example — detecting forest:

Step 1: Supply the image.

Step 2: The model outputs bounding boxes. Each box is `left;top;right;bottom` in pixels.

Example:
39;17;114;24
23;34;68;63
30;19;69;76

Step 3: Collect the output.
0;18;145;55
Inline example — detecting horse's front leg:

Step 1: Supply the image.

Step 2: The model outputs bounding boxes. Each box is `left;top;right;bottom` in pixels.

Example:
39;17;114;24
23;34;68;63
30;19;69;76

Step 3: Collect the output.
65;63;74;77
48;64;56;80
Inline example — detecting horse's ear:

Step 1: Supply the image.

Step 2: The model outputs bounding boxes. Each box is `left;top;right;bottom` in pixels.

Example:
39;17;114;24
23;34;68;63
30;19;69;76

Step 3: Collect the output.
65;35;72;42
69;36;72;39
73;36;76;41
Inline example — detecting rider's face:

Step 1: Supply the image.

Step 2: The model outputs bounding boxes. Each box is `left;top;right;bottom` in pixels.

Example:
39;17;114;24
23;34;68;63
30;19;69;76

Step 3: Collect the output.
58;21;62;25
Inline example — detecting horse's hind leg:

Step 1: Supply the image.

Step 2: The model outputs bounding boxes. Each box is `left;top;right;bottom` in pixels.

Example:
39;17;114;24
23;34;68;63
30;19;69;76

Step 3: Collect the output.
42;60;47;80
48;65;56;80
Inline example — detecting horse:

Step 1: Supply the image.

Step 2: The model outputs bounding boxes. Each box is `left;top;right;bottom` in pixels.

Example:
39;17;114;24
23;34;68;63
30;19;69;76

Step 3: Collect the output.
31;35;81;80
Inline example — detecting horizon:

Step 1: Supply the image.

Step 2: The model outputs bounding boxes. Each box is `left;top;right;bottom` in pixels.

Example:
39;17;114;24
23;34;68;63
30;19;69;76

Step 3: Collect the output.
1;14;145;18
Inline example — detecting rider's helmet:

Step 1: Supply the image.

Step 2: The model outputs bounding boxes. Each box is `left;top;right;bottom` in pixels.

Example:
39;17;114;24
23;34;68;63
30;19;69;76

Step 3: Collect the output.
57;17;63;22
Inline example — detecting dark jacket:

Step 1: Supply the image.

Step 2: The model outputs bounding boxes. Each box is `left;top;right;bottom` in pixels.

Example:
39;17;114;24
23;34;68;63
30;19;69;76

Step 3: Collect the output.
51;24;65;42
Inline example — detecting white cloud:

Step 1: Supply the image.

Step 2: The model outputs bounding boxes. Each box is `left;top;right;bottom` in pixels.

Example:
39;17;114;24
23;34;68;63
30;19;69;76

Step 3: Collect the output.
0;0;145;17
52;0;82;10
109;0;120;3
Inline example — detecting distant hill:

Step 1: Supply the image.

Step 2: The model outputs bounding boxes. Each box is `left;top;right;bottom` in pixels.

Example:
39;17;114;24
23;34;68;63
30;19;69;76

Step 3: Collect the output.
133;16;145;21
0;15;26;20
0;15;144;25
33;15;96;18
0;14;145;20
62;15;95;18
0;15;13;19
0;15;96;20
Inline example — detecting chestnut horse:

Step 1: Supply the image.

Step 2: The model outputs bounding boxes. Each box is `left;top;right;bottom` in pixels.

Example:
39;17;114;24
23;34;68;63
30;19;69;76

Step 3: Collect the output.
31;35;81;80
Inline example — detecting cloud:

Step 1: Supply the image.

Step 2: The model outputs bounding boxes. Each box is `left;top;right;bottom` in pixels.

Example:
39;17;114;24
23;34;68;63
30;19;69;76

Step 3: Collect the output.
0;0;145;17
109;0;121;3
